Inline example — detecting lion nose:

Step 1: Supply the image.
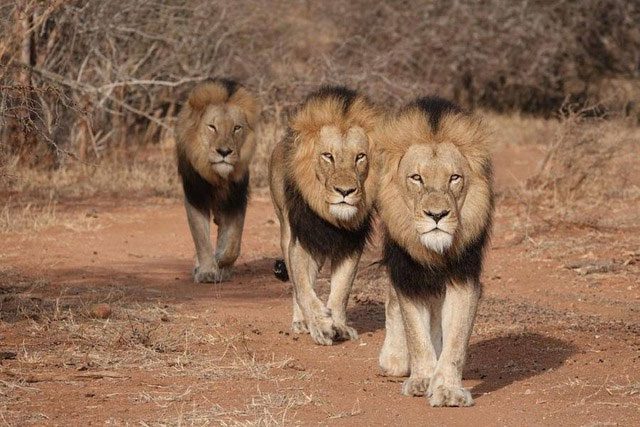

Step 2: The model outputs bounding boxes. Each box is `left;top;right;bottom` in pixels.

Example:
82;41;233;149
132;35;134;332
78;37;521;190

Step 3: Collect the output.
425;210;450;223
335;187;356;197
216;147;233;157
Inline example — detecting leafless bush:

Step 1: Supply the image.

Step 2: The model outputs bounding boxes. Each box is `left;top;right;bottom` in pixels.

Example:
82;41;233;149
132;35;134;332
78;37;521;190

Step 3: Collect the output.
529;109;639;203
0;0;638;168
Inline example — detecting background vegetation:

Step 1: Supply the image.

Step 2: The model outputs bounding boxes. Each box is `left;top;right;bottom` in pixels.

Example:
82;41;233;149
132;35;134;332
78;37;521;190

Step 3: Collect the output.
0;0;638;196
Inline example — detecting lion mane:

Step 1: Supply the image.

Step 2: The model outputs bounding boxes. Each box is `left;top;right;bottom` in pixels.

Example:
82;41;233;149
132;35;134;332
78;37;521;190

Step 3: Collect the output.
282;86;380;258
377;97;494;298
175;78;260;214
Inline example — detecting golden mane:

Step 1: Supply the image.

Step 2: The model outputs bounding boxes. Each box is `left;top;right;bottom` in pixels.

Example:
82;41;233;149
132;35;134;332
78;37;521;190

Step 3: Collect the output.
283;88;382;228
376;105;493;265
175;79;260;186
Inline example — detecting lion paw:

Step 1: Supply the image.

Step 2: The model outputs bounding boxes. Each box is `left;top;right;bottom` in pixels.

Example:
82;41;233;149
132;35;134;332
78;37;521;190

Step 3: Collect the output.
428;384;473;407
193;266;231;283
333;323;358;341
307;308;338;346
291;320;309;334
401;377;430;396
218;266;233;281
379;352;410;377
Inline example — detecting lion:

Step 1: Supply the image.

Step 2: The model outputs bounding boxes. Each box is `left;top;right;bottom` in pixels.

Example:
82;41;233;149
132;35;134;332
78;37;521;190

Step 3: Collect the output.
375;97;493;407
175;78;261;283
269;86;380;345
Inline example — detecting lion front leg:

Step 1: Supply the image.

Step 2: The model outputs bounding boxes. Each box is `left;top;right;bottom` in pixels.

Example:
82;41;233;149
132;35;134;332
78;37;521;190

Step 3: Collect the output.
184;199;222;283
213;207;246;282
396;291;439;397
428;279;480;407
288;242;337;345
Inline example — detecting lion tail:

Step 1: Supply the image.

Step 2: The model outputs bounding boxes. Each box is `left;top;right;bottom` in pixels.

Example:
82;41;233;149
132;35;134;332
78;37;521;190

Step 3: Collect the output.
273;259;289;282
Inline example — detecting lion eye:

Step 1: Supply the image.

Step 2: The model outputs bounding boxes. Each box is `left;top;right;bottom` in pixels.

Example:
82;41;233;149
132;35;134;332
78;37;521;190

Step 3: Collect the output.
450;174;462;182
321;152;334;162
233;125;242;132
355;153;366;162
409;174;423;183
208;124;217;132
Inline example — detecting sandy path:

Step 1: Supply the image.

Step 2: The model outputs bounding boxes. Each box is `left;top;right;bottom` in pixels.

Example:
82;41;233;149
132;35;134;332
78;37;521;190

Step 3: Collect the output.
1;143;639;425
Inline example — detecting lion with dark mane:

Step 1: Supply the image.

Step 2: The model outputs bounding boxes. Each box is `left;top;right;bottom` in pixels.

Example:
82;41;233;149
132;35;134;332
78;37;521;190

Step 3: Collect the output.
175;78;260;283
269;86;380;345
376;97;493;407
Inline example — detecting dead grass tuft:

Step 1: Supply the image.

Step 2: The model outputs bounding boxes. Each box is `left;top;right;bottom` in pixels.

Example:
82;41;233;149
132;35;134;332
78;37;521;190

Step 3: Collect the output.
3;151;181;202
173;387;313;426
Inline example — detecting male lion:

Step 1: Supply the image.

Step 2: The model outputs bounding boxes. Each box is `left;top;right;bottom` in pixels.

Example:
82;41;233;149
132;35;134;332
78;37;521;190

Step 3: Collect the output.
376;97;493;407
269;86;380;345
175;78;260;283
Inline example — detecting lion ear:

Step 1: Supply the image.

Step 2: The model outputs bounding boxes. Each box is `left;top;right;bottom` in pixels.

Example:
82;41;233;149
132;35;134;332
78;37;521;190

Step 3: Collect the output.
230;88;261;129
188;82;228;112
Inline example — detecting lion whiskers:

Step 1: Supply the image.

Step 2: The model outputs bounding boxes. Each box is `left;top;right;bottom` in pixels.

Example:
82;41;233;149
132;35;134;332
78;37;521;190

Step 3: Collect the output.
329;203;358;221
419;230;453;254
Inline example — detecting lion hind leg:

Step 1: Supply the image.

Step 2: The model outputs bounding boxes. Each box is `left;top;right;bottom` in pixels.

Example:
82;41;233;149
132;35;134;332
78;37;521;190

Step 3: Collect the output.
379;284;410;377
326;253;361;341
274;212;307;333
288;242;335;345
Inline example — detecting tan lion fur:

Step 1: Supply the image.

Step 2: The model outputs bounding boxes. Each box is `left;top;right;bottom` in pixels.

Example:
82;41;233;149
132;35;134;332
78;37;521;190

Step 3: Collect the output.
280;92;382;229
175;79;261;283
377;101;493;406
376;107;493;265
269;87;383;344
175;80;260;186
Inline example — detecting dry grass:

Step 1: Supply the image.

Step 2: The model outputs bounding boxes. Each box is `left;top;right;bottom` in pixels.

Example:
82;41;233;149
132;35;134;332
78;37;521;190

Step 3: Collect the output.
2;149;180;202
0;272;313;425
171;388;313;426
1;115;284;210
481;110;640;236
484;111;562;147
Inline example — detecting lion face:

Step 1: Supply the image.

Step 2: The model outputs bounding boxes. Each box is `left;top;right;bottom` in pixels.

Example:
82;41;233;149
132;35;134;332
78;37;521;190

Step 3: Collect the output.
315;125;370;221
284;87;380;229
398;143;470;254
199;104;250;178
376;103;492;264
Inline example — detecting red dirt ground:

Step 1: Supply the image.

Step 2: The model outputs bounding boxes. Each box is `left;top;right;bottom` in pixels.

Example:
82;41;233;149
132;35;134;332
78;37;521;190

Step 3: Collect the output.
1;145;639;425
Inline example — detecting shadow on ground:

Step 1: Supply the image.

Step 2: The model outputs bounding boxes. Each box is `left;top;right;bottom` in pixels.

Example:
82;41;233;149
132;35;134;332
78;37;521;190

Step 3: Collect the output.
467;332;577;397
0;257;288;323
349;302;385;335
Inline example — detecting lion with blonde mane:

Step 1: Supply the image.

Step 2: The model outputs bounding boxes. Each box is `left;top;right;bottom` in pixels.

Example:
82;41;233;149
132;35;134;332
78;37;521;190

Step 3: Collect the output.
376;97;493;407
176;78;260;283
269;86;380;345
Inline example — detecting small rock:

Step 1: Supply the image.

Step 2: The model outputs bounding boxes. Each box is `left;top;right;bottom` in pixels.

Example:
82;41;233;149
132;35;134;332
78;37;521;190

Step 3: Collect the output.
285;360;306;371
90;303;112;319
0;351;17;360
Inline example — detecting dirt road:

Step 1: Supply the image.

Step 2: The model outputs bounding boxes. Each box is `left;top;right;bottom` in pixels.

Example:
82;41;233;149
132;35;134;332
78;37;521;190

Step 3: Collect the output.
1;149;639;425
